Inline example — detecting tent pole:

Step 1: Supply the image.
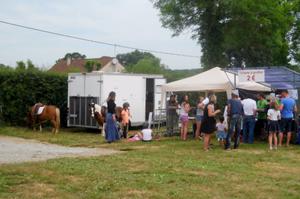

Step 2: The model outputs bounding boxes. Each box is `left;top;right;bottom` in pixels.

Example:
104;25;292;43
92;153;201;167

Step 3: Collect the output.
234;74;236;89
223;69;235;89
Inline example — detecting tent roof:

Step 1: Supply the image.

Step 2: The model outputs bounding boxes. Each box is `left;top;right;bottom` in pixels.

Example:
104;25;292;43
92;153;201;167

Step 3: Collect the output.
162;67;271;92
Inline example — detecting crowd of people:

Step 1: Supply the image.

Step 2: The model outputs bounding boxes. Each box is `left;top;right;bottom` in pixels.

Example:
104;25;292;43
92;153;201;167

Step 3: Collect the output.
103;89;298;151
166;89;298;151
103;91;153;143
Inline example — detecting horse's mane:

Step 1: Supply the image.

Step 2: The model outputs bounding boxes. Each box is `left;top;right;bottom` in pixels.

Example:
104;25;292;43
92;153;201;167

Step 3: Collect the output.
94;104;102;113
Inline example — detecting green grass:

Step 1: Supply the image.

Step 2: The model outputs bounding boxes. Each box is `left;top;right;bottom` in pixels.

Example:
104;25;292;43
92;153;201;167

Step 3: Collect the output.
0;127;300;198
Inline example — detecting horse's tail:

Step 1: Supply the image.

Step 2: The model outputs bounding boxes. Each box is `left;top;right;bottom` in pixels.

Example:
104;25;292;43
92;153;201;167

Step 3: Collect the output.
55;108;60;130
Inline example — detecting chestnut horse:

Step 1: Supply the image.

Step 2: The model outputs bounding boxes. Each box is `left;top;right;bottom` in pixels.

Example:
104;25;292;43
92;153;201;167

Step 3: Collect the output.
89;103;123;132
28;103;60;134
89;103;107;127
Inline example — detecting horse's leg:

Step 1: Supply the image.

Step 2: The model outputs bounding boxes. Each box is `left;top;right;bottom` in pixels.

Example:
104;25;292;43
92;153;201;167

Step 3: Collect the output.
50;120;56;134
39;124;42;132
32;120;36;131
55;108;60;134
102;123;106;137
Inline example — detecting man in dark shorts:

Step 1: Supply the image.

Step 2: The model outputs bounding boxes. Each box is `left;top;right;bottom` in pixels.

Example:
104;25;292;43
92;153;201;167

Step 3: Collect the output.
279;90;297;147
225;90;244;150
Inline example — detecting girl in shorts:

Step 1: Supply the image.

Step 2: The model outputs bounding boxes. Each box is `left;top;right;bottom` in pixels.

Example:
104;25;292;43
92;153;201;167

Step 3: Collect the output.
180;100;190;140
216;116;227;147
267;102;281;150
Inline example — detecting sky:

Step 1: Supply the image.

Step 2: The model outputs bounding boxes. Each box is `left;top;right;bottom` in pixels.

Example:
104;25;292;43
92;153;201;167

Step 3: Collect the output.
0;0;201;70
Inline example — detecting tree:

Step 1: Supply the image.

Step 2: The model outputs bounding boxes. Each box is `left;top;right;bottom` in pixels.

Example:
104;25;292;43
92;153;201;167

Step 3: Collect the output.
56;52;86;63
16;60;38;71
26;59;35;70
16;61;26;70
289;0;300;64
153;0;298;68
96;62;102;70
84;60;101;72
116;50;156;67
126;57;163;74
0;64;11;70
64;52;86;60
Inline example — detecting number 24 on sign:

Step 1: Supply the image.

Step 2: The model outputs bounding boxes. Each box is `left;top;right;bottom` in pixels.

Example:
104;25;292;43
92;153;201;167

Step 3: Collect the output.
247;74;255;81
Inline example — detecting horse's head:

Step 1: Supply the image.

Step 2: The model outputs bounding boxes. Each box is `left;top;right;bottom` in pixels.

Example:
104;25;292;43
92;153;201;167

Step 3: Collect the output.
89;102;95;118
89;103;106;127
27;105;37;128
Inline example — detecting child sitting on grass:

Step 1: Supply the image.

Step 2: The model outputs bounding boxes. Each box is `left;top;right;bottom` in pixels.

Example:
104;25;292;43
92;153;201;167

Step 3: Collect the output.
216;116;227;147
128;123;152;142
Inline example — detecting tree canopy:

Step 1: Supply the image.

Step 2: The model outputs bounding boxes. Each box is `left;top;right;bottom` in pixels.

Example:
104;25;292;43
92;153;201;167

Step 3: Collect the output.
56;52;86;63
84;60;101;72
16;60;39;71
289;0;300;64
153;0;300;68
116;50;156;66
126;56;164;74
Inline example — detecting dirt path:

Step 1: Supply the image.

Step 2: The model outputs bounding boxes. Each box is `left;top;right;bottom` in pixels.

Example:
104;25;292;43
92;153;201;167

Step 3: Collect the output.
0;136;120;165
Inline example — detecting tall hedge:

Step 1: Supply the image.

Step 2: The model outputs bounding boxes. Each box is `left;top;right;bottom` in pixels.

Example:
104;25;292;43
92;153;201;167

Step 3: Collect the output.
0;69;68;126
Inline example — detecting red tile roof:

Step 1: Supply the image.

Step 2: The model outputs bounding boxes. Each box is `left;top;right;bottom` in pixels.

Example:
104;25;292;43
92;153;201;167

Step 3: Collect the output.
49;56;113;73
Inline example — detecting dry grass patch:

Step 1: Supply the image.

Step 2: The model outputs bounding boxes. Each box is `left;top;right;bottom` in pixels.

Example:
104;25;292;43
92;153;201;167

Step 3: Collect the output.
255;162;300;174
11;183;57;199
123;189;150;198
172;168;218;178
236;148;266;155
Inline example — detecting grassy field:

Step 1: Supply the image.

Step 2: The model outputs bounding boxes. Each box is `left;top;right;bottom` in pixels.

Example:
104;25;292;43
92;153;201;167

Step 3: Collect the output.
0;127;300;199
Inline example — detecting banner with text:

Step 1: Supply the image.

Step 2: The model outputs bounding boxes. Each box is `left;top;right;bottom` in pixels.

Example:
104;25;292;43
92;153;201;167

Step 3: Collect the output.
238;69;265;82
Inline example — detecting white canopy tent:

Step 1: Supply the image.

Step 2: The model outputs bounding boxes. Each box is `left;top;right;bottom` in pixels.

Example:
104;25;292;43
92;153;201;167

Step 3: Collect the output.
162;67;271;99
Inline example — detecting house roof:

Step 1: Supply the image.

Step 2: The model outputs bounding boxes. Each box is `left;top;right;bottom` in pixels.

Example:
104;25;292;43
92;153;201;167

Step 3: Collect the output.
49;56;113;73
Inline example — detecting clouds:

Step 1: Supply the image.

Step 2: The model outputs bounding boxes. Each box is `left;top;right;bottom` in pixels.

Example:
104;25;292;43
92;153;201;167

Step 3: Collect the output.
0;0;201;69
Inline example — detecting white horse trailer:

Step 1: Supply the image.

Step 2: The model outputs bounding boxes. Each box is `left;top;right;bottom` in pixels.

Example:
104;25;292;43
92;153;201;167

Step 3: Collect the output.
67;72;166;128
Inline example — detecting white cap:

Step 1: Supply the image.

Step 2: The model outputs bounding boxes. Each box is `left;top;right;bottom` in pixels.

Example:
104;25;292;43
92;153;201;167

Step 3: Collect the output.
232;89;239;96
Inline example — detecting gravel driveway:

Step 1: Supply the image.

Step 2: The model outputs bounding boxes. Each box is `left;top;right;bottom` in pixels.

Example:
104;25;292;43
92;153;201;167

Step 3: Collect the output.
0;136;120;164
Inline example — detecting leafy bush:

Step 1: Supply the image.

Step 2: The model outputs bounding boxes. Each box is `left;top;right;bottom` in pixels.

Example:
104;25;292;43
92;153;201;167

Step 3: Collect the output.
0;69;68;126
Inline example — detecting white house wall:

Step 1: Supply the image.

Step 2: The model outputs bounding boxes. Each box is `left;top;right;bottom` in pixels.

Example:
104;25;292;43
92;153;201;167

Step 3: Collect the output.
101;61;125;73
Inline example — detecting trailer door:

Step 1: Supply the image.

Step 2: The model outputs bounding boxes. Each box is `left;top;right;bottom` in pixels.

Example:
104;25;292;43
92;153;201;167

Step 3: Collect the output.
145;78;155;120
68;73;101;128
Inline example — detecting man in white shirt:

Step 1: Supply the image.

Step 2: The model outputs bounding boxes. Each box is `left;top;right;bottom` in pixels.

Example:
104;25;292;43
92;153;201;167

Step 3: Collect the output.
241;97;257;144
